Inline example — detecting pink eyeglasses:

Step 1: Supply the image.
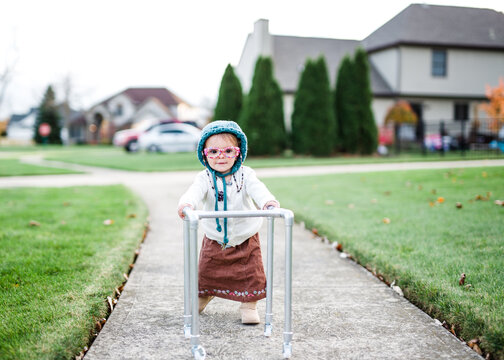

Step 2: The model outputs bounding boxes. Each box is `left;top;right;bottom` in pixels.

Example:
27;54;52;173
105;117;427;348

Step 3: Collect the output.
203;146;240;159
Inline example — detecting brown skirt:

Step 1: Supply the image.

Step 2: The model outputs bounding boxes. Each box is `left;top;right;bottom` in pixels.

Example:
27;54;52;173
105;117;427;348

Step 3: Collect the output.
198;233;266;303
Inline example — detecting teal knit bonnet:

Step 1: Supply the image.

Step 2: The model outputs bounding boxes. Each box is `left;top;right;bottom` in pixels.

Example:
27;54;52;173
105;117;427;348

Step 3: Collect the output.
197;120;248;247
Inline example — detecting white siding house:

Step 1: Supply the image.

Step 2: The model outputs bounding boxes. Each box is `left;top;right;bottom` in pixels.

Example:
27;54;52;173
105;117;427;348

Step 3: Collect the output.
85;87;190;143
236;4;504;134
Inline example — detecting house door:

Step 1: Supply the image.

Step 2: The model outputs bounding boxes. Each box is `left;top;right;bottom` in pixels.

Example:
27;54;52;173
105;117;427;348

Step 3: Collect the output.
410;103;424;141
93;113;103;143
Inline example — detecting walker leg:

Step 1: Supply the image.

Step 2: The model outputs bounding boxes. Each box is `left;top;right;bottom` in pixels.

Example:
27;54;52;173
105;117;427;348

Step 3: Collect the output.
189;221;205;358
283;215;294;358
183;219;191;338
264;217;274;337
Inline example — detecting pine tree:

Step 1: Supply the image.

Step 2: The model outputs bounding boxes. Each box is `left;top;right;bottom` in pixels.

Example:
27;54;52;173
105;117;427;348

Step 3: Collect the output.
334;55;359;153
291;56;335;156
34;85;62;144
213;64;243;122
354;48;378;154
240;57;286;155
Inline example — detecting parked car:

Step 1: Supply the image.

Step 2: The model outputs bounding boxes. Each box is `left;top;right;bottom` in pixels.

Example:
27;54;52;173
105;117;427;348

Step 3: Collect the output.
137;123;201;153
113;120;197;152
113;127;143;152
113;120;160;152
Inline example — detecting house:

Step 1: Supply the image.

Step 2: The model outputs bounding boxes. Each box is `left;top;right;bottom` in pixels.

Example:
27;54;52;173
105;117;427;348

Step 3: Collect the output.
236;4;504;136
85;87;196;143
6;107;38;143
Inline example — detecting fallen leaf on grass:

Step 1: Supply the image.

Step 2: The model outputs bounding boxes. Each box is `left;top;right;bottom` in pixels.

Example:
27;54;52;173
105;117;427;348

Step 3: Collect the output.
29;220;40;227
371;199;378;204
324;199;334;205
475;194;489;201
63;201;70;206
126;213;137;218
390;281;404;296
437;197;445;203
473;344;483;355
331;242;343;251
467;339;480;348
459;273;466;286
311;228;319;235
450;324;456;336
103;219;114;225
429;201;435;207
431;189;437;194
384;191;391;196
382;217;391;224
482;171;487;178
495;200;503;206
123;273;129;281
455;202;463;209
107;296;114;311
348;203;355;209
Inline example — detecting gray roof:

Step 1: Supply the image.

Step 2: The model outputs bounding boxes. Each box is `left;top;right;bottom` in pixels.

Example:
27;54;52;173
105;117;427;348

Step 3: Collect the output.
272;35;359;92
7;108;38;128
362;4;504;52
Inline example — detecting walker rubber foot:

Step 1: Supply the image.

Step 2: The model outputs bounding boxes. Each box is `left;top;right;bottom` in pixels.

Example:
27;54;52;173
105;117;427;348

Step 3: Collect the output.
282;343;292;359
192;345;206;360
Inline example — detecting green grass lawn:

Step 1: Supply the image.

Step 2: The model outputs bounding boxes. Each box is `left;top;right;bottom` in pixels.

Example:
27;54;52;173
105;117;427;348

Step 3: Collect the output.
2;144;503;173
0;186;148;360
0;159;81;177
264;166;504;359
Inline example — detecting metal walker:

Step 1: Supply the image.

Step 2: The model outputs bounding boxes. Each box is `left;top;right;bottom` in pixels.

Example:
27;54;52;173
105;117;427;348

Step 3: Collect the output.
183;208;294;359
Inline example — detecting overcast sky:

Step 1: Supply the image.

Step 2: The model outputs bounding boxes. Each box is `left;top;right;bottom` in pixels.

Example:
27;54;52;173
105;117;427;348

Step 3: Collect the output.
1;0;503;118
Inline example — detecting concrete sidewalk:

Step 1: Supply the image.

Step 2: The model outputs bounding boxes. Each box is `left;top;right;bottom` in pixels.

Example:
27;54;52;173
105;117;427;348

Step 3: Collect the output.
3;158;493;359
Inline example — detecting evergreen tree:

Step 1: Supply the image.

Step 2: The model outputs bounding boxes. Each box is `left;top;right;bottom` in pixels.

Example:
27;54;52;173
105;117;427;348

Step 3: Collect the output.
213;64;243;122
291;56;335;156
240;57;286;155
354;48;378;154
34;85;62;144
334;55;359;153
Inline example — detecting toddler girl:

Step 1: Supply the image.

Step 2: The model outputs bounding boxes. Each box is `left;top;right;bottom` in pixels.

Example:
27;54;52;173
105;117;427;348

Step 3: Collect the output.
178;120;279;324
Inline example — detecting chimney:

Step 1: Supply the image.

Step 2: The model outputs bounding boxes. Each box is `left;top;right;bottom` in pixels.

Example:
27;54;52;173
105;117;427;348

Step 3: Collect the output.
253;19;272;56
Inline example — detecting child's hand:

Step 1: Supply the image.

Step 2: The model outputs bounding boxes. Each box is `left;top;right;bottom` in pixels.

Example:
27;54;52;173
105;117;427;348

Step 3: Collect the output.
178;203;193;219
263;200;280;210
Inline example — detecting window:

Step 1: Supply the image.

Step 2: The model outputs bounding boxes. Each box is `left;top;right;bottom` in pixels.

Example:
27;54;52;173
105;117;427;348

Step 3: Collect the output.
454;103;469;121
432;49;447;77
115;104;123;116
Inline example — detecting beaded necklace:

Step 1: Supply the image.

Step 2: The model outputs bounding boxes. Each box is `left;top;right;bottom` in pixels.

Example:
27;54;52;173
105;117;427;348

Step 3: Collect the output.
205;168;244;201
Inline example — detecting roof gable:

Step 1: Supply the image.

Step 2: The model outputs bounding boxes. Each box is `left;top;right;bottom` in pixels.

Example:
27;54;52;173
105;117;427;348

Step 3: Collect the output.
97;87;188;109
363;4;504;52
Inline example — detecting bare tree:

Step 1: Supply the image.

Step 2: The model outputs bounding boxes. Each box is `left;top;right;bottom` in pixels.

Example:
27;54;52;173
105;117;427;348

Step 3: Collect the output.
0;31;19;118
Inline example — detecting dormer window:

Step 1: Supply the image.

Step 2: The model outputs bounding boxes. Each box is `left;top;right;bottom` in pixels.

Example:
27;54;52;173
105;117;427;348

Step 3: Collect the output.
432;49;447;77
115;104;123;116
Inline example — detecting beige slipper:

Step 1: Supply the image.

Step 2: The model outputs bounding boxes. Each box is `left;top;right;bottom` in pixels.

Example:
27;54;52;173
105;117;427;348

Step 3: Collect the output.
198;296;214;313
239;301;260;324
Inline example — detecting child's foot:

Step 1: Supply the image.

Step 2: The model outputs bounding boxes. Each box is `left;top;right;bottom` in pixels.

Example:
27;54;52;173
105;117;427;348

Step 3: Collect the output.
239;301;260;324
198;296;214;313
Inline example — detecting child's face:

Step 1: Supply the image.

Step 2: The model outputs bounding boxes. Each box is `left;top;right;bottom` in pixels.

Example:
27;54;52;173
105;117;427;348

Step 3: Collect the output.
204;134;239;174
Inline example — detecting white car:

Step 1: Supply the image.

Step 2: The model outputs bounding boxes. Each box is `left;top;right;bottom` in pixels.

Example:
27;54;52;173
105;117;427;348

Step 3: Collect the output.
138;123;201;153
